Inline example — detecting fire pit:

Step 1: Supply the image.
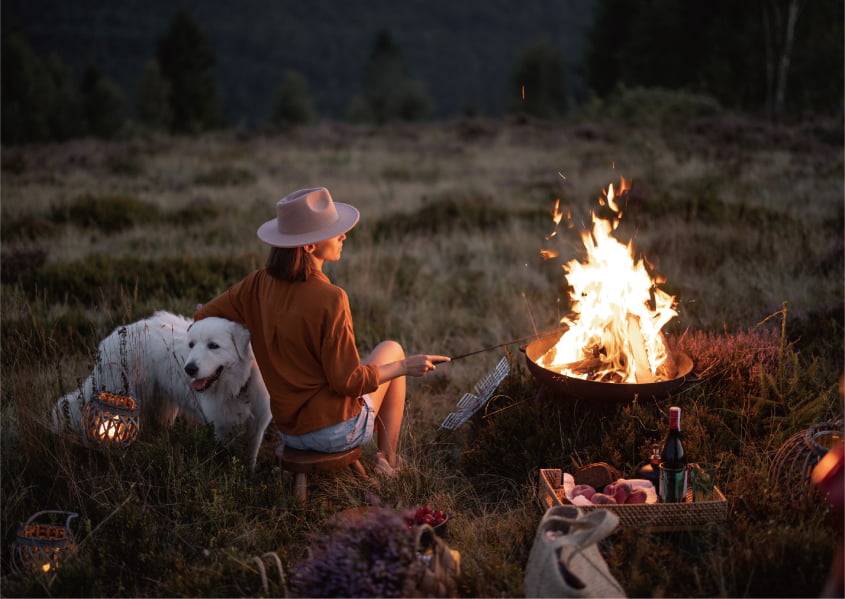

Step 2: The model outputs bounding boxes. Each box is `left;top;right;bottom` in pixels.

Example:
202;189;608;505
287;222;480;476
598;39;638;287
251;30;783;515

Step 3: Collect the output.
528;177;694;402
522;331;694;402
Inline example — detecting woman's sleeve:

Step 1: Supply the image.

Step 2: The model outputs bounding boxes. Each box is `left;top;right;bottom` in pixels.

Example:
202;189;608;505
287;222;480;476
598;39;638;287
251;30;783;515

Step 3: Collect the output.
321;290;380;397
194;279;247;325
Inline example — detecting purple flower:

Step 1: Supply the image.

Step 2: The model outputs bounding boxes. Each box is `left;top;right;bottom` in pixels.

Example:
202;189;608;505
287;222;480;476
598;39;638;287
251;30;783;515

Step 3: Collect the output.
290;506;423;598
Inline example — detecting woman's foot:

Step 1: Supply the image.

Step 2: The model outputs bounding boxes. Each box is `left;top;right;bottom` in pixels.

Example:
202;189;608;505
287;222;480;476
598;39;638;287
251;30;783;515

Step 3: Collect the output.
374;452;403;477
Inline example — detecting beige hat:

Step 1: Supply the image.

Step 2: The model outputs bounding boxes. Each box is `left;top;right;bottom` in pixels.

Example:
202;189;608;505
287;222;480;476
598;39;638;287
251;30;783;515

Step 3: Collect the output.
257;187;360;247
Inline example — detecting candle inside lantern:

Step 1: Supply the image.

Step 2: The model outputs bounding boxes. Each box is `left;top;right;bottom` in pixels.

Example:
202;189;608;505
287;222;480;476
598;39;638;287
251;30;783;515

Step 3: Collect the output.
97;414;123;439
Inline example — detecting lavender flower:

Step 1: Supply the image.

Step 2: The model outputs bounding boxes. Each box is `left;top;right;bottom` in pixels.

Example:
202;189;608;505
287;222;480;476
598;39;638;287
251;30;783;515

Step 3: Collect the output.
290;506;423;598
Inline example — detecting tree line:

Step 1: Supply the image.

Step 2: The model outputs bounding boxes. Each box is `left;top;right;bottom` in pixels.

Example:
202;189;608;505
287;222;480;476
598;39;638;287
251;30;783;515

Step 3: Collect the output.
3;1;841;145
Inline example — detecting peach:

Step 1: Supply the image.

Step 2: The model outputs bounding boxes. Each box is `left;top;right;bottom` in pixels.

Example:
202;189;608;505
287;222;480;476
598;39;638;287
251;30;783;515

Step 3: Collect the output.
604;481;631;504
625;489;648;504
572;484;596;500
591;493;617;505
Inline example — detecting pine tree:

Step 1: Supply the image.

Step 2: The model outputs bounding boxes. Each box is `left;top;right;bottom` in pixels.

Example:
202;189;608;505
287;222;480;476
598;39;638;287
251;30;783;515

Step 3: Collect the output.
361;29;434;124
44;54;86;141
268;70;316;128
508;40;569;119
156;10;221;133
2;31;51;144
137;59;172;131
81;65;128;139
364;30;407;124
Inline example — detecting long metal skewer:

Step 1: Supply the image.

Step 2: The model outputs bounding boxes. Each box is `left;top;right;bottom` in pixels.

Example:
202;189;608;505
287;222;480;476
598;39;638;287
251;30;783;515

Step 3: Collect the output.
434;326;565;363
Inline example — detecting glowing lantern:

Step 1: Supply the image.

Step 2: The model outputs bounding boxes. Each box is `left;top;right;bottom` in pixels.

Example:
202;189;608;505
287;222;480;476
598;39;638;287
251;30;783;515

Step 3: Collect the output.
11;511;78;575
81;391;139;449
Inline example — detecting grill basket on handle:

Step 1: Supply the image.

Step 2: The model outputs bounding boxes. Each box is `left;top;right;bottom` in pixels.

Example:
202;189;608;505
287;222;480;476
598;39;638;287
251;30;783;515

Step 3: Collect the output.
421;355;510;456
438;356;510;432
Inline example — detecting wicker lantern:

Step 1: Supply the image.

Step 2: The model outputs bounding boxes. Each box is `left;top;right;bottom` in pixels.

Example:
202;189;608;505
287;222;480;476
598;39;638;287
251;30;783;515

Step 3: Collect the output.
81;391;140;449
80;361;140;449
769;420;844;507
11;511;78;575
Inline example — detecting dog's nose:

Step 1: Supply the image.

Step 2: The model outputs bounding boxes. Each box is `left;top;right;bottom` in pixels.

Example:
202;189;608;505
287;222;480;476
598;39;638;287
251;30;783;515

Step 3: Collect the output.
185;362;198;377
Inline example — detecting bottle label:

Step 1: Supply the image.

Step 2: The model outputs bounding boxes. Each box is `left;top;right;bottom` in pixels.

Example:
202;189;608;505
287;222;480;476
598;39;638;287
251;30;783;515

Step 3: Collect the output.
659;465;687;502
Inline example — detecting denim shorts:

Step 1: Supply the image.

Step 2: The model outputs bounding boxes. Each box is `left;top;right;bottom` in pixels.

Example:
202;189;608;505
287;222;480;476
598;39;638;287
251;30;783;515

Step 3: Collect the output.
279;394;375;453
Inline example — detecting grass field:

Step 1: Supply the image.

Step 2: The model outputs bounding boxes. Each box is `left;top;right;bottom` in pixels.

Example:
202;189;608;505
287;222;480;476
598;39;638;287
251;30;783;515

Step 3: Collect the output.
1;112;843;597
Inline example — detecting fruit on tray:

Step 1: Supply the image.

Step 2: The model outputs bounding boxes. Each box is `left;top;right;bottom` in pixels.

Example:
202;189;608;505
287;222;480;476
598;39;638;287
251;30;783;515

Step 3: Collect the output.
566;478;654;505
626;488;648;504
604;481;632;504
572;484;597;500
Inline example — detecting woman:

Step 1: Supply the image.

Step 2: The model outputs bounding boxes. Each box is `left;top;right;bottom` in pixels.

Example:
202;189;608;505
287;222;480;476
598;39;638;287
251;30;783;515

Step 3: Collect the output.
194;187;448;475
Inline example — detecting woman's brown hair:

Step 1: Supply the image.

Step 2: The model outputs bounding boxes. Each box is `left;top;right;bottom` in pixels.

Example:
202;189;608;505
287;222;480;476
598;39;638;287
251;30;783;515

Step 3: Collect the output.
265;246;316;282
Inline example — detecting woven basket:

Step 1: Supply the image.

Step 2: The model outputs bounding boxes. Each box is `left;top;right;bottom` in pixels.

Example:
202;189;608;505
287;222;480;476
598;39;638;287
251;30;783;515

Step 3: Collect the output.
10;511;78;575
538;468;728;532
81;362;140;450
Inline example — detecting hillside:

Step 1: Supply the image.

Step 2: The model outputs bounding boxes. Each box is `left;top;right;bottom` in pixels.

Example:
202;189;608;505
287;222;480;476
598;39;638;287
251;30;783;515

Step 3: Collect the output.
1;0;595;124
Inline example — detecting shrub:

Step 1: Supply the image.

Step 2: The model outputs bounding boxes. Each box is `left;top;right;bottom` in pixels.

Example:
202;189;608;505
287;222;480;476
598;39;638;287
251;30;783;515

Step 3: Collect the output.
49;195;160;231
289;505;422;598
591;86;723;128
194;166;255;187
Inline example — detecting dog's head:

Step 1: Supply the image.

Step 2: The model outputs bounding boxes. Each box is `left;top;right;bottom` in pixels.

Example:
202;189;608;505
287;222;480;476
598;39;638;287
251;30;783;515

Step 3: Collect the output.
184;317;253;393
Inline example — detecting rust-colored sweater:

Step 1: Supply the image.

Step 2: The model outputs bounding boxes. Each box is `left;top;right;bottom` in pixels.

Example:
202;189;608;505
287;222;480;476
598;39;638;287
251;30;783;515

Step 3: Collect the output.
194;269;380;435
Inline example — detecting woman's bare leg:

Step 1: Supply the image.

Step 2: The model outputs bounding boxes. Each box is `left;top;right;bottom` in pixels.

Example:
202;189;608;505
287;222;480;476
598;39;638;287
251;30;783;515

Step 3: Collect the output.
363;340;406;467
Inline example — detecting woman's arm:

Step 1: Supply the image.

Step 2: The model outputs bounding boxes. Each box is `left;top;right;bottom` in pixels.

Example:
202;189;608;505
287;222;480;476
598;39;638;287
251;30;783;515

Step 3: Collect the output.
376;354;451;382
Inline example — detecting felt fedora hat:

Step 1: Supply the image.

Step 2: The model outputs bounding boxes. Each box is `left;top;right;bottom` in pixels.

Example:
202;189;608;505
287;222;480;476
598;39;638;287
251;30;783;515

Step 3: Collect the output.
257;187;360;247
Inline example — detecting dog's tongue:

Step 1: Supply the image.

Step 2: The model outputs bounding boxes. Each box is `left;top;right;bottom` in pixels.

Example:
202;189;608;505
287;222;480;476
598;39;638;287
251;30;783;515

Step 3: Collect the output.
190;377;211;391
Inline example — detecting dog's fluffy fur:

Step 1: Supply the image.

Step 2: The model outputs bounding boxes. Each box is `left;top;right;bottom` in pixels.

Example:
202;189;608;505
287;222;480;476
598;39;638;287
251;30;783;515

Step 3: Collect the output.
52;311;272;469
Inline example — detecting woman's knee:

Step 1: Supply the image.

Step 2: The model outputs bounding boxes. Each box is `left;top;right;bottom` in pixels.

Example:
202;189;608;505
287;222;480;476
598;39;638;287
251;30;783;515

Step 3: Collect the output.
366;340;404;364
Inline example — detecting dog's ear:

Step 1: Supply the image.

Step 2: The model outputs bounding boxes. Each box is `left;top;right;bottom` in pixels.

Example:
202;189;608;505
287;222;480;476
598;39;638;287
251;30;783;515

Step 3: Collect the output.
231;324;253;361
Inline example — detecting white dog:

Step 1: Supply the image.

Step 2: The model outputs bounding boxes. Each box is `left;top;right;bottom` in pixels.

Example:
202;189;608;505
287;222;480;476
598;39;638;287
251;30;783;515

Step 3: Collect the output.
52;311;272;469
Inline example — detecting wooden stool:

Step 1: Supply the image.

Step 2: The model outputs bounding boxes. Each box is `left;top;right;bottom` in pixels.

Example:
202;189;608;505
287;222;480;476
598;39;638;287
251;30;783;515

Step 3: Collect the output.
275;445;367;502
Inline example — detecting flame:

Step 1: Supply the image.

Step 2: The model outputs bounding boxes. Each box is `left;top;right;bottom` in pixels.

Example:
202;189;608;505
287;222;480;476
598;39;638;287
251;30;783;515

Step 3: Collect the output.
540;178;678;383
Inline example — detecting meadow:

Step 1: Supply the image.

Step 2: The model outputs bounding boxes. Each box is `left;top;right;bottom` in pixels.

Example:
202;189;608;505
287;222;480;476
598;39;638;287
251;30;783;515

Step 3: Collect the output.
1;110;843;597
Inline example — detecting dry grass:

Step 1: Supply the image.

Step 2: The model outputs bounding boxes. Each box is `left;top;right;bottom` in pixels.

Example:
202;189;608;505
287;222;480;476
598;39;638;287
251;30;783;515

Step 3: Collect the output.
1;115;843;597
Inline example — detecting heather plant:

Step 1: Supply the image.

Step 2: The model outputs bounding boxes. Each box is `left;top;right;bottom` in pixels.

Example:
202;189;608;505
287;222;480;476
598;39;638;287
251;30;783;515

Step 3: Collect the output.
288;505;423;598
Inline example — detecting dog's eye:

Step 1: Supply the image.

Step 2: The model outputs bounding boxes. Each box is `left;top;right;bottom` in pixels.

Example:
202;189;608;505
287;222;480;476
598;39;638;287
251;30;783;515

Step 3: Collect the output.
188;341;195;348
208;342;219;350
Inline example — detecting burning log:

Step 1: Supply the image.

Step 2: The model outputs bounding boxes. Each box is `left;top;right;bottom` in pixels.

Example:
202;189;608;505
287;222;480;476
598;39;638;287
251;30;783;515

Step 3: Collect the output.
626;314;656;384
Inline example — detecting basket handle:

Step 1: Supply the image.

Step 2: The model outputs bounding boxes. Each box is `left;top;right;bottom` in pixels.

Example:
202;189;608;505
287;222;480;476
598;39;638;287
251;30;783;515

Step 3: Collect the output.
413;523;436;551
24;510;79;530
102;361;134;397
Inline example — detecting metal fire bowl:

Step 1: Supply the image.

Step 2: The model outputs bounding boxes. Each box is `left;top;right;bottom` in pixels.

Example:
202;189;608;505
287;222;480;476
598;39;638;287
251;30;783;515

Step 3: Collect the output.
522;332;694;402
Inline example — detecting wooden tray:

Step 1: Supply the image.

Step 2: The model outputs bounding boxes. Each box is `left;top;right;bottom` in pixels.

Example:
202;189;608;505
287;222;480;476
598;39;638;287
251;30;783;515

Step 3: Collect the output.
537;468;728;531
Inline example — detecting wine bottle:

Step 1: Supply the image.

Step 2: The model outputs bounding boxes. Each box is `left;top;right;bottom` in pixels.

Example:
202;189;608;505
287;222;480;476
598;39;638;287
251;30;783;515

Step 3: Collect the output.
636;443;661;489
658;406;688;502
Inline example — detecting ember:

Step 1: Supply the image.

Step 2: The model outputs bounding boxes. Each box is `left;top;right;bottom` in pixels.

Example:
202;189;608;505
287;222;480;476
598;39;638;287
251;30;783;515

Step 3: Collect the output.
540;178;678;384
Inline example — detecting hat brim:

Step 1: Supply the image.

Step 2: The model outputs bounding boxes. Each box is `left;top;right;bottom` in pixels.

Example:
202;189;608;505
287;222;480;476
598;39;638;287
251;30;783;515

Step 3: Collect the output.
256;202;360;248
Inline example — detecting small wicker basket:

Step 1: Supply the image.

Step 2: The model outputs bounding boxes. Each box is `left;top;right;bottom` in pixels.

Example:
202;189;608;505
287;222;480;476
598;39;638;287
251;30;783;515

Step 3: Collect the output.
538;468;728;532
81;362;140;450
10;511;78;575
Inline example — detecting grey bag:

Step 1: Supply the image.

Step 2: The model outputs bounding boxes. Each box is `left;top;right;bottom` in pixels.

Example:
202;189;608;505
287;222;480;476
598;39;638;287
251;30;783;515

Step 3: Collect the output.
524;505;626;598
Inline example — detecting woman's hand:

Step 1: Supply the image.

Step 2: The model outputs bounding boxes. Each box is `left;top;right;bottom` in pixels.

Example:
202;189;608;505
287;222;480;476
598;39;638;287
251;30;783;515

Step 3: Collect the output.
404;354;451;377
